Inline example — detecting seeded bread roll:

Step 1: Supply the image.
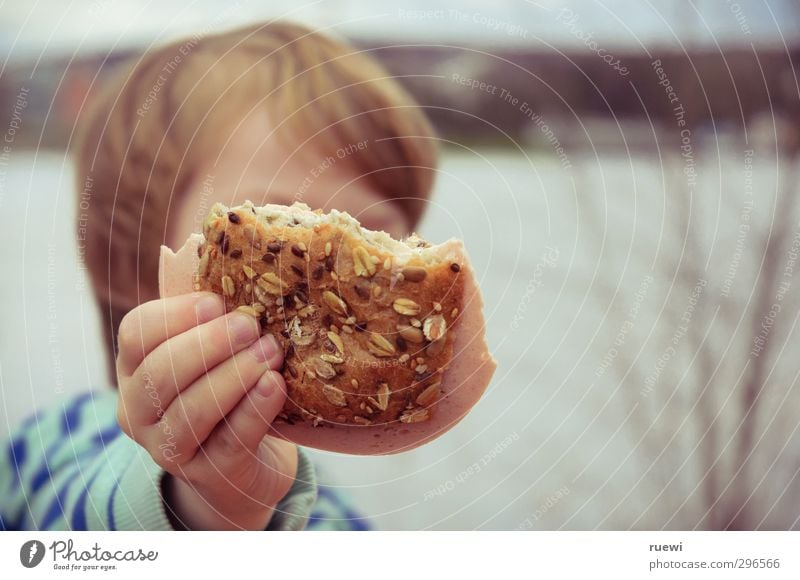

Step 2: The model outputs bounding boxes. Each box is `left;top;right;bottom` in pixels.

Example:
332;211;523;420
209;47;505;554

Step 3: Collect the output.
160;201;496;454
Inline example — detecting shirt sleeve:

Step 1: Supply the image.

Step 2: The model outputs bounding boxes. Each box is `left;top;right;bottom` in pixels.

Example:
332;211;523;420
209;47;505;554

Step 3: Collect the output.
0;390;317;531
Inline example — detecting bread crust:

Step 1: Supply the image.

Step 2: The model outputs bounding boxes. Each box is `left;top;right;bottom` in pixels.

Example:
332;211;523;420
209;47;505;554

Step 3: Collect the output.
195;202;466;429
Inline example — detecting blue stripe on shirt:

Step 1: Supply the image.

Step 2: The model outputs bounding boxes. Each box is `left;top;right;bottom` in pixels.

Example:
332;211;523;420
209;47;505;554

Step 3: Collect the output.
7;436;26;491
30;439;65;493
41;465;83;529
92;423;121;447
71;461;106;530
107;460;134;531
61;392;93;435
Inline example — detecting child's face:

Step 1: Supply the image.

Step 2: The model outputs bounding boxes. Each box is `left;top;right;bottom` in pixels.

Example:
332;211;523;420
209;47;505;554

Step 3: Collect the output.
168;109;411;249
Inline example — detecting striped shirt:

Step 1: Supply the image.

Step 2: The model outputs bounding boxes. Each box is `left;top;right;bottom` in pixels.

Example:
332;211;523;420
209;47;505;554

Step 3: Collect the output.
0;390;370;531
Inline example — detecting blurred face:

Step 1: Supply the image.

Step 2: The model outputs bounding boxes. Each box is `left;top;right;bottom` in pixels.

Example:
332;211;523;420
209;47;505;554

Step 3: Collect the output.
168;109;410;249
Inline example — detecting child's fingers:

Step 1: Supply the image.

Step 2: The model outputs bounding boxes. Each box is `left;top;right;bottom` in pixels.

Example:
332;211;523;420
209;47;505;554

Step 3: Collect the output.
205;370;288;457
117;293;225;377
125;312;261;426
152;335;283;462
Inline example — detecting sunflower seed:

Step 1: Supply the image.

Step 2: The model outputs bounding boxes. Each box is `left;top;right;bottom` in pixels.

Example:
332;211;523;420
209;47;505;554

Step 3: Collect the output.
235;305;260;317
311;358;337;379
327;331;344;356
393;298;421;316
423;315;447;341
367;334;396;357
242;265;257;279
353;246;377;277
399;353;411;363
375;383;390;411
400;408;430;423
383;257;392;270
298;305;315;318
257;272;288;295
221;275;235;297
320;353;344;364
401;267;427;283
324;241;332;256
254;285;272;305
322;384;347;407
251;303;266;314
322;291;348;315
398;324;425;344
415;382;441;406
353;416;372;425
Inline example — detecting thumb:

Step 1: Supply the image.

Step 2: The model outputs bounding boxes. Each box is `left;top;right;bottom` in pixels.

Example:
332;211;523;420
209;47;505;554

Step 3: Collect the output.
208;370;288;455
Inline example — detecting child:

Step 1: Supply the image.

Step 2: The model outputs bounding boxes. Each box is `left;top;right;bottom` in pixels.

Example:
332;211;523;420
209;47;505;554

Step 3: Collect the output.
1;21;438;530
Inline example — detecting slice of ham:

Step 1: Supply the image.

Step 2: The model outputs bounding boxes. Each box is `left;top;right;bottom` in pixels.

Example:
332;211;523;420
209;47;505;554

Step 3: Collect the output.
159;235;496;455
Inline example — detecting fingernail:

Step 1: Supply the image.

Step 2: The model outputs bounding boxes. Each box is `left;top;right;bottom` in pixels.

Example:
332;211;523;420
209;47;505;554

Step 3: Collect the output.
255;371;277;397
249;334;280;363
195;295;223;321
228;313;259;345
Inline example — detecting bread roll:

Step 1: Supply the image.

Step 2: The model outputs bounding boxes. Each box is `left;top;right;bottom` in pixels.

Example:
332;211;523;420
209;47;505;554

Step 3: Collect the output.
159;201;496;454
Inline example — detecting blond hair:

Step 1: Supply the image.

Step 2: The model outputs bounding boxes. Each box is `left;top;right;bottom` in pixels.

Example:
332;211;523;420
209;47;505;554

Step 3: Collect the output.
74;21;439;383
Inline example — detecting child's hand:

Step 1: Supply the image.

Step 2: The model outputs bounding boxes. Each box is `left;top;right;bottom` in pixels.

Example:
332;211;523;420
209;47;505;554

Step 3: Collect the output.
115;292;297;530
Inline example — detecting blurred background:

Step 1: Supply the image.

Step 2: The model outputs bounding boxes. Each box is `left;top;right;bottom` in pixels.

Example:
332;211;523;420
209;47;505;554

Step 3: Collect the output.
2;0;800;530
